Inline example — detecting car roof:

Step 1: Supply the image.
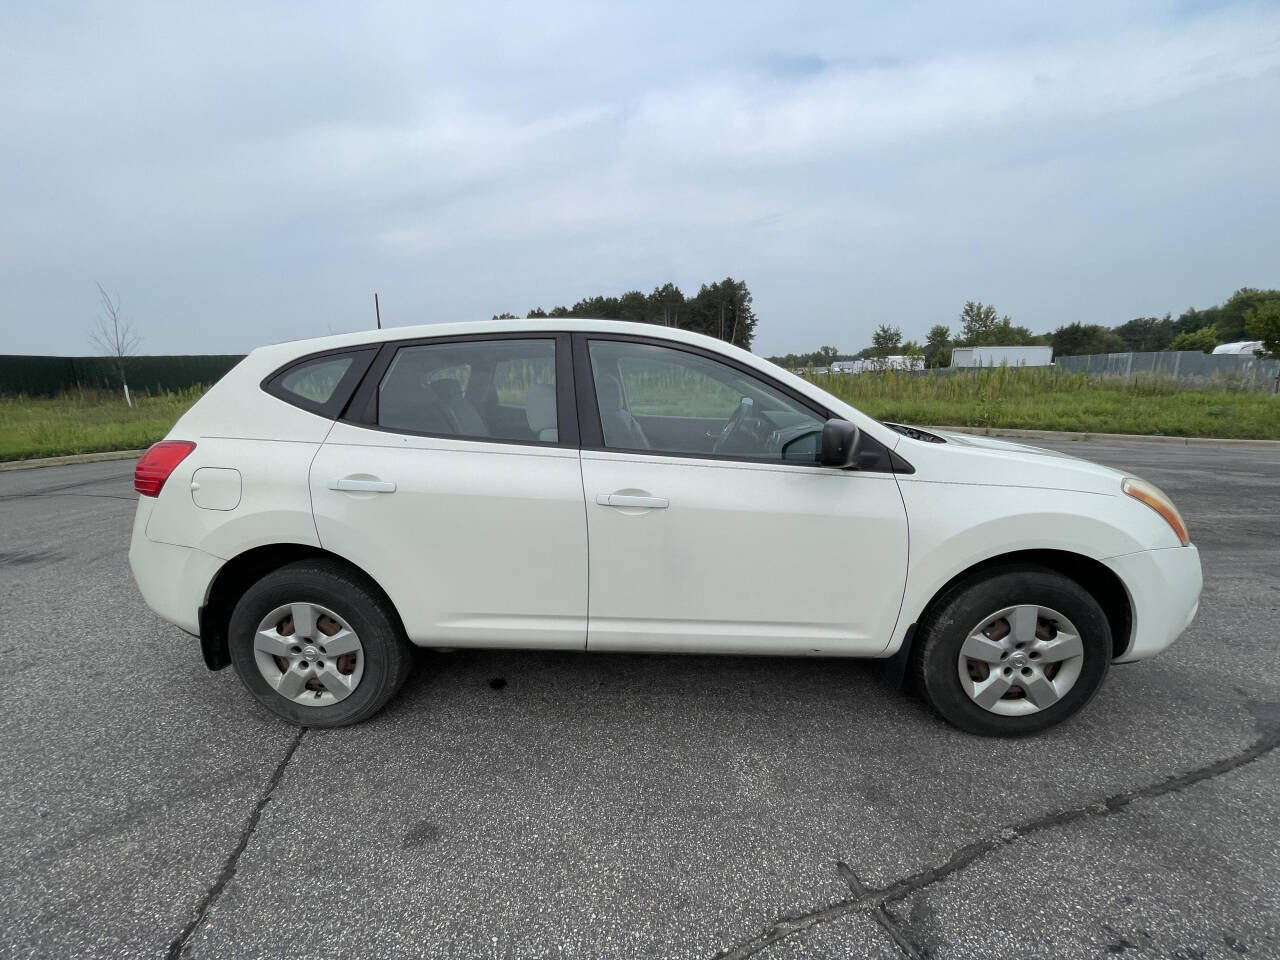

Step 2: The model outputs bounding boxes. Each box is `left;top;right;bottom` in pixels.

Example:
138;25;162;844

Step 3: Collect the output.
260;318;730;357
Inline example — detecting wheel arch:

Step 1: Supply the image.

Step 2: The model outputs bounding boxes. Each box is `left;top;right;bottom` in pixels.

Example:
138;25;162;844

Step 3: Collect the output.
896;549;1133;679
198;543;405;671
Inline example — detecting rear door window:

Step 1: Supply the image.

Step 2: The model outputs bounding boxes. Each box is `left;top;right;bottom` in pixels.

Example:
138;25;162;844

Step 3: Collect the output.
377;338;558;443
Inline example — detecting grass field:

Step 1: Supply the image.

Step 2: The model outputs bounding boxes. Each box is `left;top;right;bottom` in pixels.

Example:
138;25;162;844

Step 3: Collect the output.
0;368;1276;462
0;388;204;462
809;367;1280;440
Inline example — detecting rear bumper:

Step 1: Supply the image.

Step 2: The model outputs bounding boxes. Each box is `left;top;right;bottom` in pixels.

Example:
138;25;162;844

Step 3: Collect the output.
1104;544;1202;662
128;501;224;636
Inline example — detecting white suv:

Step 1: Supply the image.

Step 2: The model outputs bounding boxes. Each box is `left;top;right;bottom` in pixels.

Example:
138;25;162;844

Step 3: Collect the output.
129;319;1201;735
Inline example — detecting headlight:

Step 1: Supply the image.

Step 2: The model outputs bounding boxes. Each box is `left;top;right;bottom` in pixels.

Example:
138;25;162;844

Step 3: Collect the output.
1122;477;1190;546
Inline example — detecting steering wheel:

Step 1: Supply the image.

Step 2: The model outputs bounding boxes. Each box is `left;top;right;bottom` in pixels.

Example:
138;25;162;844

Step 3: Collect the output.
712;397;754;454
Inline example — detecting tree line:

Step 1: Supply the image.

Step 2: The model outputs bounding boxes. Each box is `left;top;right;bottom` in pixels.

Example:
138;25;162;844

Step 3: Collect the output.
768;288;1280;368
493;277;758;349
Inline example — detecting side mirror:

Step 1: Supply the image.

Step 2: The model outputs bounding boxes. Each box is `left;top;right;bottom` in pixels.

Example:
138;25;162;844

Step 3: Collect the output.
820;418;860;468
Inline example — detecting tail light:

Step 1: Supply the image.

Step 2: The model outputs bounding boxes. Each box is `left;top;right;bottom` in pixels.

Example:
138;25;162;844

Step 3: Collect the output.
135;441;196;497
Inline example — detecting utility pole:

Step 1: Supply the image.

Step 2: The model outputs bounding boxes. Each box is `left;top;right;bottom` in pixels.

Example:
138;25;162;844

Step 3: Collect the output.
374;293;382;330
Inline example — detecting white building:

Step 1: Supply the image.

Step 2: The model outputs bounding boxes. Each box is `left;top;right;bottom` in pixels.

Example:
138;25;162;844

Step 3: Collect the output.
950;345;1053;368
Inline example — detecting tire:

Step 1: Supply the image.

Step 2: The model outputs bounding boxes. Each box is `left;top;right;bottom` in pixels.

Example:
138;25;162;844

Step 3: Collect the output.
911;565;1111;736
228;560;414;727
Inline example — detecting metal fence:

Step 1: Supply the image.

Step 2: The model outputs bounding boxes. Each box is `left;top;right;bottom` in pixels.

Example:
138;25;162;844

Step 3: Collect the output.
1055;350;1279;384
0;354;245;396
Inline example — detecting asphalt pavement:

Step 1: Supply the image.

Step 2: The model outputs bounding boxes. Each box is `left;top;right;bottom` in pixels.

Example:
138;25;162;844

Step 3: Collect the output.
1;439;1277;959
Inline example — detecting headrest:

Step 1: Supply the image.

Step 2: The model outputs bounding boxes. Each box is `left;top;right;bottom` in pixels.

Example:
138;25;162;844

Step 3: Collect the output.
595;373;624;410
432;378;464;402
525;382;557;432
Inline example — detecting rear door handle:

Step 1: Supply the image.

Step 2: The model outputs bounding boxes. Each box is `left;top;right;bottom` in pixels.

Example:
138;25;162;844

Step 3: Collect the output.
329;478;397;493
595;494;668;509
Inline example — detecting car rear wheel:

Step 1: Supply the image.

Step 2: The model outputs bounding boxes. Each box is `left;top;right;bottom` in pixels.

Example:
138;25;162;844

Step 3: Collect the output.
912;566;1111;736
228;560;413;727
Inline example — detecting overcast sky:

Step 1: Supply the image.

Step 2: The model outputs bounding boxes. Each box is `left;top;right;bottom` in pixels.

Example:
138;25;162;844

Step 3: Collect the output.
2;1;1277;357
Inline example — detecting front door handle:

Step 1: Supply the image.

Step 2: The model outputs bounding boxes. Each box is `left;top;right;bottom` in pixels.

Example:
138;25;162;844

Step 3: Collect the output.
329;477;397;493
595;493;669;509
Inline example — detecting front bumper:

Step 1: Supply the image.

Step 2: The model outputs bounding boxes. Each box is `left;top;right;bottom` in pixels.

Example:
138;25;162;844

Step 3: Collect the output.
128;501;224;636
1104;544;1202;662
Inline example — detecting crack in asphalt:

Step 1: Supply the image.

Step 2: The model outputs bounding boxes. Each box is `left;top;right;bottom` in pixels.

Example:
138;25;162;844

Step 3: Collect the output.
714;728;1280;960
836;861;924;959
20;491;137;502
166;729;307;960
0;471;134;501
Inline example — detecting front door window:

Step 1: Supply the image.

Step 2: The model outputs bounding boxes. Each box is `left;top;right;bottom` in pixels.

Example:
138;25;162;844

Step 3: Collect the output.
586;340;824;461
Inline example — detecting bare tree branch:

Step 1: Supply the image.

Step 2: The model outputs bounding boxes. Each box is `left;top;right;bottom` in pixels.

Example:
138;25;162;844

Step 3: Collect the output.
89;281;142;404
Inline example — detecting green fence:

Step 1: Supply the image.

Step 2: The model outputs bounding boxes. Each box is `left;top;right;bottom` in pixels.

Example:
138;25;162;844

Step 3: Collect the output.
0;354;245;396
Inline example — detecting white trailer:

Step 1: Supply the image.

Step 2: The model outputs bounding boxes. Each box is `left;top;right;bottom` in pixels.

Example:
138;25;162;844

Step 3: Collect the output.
950;345;1053;368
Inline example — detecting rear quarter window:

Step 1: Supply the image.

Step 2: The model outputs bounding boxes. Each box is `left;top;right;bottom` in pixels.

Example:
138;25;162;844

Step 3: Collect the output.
263;349;376;418
280;357;353;403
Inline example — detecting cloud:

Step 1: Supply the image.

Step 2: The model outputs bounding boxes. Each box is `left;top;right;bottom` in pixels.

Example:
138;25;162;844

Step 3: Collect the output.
624;12;1280;163
0;0;1277;355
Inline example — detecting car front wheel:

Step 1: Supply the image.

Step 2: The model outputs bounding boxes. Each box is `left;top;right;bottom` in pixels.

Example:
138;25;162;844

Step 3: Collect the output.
912;566;1111;736
228;560;413;727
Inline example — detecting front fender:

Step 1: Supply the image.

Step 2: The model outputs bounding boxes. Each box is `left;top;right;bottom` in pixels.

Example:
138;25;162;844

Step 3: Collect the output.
883;480;1160;656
